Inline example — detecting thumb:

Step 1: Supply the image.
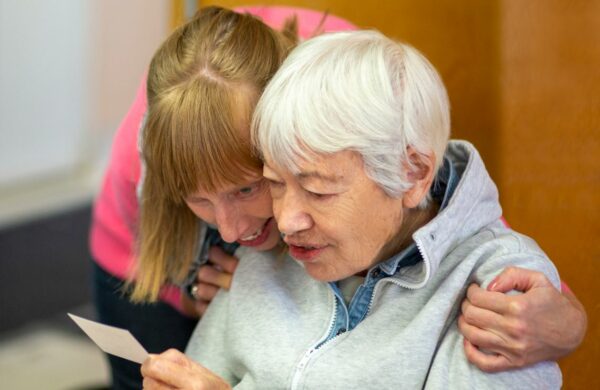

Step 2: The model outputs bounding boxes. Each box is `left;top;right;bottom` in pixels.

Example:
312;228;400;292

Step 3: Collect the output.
160;349;190;366
487;267;549;293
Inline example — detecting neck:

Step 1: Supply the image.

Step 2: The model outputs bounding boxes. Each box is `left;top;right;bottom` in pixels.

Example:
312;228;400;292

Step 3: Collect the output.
375;202;439;263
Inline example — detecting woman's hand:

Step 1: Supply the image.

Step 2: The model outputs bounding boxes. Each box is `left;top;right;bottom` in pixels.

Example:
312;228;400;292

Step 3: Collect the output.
141;349;231;390
458;267;587;372
185;246;239;317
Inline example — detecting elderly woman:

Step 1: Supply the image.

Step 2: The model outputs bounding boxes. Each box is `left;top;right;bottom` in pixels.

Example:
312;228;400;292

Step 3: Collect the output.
142;30;561;389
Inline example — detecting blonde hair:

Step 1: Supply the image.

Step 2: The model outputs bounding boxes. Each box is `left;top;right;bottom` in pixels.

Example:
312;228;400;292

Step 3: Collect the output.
131;6;297;302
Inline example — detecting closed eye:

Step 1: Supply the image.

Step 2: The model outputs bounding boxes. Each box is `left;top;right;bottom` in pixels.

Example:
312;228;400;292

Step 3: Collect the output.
306;190;334;200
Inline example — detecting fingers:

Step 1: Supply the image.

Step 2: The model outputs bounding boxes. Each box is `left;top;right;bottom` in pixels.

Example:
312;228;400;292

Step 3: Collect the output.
458;314;509;353
190;253;235;316
142;376;174;389
179;294;201;319
186;283;215;316
160;348;190;365
141;350;190;388
466;284;510;314
188;246;239;316
208;246;239;274
464;284;530;333
194;246;239;293
142;349;230;390
141;355;168;389
191;282;219;301
463;269;579;369
463;338;514;373
197;264;233;290
560;280;573;294
460;296;505;331
194;300;209;316
487;267;551;293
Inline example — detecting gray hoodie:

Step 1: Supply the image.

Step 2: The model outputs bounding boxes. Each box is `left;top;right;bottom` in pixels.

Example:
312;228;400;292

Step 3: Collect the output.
186;140;562;389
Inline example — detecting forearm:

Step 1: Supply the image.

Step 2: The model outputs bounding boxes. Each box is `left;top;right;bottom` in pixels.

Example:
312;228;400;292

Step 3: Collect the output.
556;287;587;356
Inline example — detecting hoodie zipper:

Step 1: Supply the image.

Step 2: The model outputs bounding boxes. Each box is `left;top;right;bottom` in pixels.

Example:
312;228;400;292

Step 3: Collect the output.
365;241;431;321
290;287;348;389
291;243;430;389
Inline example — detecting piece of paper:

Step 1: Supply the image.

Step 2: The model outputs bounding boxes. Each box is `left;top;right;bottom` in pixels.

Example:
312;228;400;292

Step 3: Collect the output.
68;313;148;364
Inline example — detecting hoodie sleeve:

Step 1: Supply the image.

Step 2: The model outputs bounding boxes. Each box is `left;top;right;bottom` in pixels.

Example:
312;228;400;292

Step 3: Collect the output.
425;231;562;389
185;287;239;386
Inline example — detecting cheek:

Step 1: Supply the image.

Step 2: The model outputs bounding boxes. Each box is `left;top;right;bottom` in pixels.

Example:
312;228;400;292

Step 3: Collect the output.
333;202;397;255
324;202;365;239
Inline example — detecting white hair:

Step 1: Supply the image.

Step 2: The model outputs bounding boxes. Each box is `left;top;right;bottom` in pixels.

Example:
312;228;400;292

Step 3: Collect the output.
252;30;450;204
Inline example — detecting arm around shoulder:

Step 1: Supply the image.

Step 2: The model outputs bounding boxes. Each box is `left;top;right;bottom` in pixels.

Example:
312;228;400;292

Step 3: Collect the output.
432;245;563;388
459;265;587;372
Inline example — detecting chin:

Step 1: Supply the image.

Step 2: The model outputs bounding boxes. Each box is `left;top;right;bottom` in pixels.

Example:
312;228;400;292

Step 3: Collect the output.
304;263;338;282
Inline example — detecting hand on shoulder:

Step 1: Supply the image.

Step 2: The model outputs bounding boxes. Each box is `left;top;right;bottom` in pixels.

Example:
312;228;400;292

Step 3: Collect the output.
458;267;587;372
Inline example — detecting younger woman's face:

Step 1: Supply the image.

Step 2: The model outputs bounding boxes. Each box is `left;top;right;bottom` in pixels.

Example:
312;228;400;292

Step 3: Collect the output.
185;172;280;251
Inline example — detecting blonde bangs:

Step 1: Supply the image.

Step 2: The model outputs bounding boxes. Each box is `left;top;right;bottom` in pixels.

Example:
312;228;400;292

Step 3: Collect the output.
145;77;261;203
134;6;300;303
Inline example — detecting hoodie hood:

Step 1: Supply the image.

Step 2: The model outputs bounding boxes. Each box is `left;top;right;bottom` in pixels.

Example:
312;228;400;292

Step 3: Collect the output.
397;140;503;288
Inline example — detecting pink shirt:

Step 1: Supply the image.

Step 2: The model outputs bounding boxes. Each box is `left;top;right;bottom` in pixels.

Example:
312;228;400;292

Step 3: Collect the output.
89;7;357;313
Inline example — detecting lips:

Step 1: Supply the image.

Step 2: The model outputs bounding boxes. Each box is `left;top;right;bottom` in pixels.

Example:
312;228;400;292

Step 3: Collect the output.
237;218;275;247
286;240;327;262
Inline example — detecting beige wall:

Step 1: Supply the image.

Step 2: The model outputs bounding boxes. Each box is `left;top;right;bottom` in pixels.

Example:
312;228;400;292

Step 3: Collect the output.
88;0;170;145
202;1;598;387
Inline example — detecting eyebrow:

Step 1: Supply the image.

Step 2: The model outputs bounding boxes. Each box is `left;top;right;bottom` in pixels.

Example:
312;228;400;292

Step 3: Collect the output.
263;165;345;184
185;194;208;202
297;171;344;183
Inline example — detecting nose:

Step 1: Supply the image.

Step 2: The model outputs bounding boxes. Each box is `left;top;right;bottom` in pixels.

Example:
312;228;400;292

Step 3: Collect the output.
214;202;245;243
273;190;312;236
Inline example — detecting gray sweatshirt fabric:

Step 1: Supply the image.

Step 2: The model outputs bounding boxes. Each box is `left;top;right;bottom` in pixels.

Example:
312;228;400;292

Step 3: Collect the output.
185;140;562;389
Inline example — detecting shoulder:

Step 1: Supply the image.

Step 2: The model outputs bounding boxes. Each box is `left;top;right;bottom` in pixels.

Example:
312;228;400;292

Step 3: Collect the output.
229;246;324;308
452;224;560;289
234;246;286;277
231;246;304;288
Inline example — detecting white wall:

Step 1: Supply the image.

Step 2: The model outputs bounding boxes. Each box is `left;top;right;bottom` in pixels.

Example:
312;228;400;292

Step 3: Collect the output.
0;1;88;186
0;0;169;226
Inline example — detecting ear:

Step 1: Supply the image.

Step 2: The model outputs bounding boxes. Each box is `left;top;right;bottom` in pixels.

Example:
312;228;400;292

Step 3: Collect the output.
402;147;436;209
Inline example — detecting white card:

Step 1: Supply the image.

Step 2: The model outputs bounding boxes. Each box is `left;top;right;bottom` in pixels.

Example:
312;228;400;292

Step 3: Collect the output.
68;313;149;364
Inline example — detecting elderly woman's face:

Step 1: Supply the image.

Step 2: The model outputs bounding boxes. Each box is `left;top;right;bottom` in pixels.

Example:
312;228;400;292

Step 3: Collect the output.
263;150;406;281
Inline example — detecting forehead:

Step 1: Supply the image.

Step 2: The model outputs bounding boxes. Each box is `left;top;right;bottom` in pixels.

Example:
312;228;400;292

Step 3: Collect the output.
264;150;362;183
190;171;263;198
